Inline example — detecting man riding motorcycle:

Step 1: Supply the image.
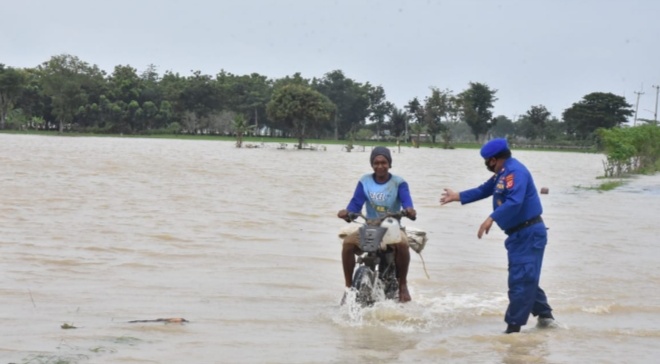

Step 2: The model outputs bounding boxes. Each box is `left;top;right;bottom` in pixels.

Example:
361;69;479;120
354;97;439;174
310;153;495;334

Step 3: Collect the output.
337;146;417;303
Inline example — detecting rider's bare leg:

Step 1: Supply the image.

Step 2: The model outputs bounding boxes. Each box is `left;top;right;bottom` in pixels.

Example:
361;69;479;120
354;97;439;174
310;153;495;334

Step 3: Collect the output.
340;243;357;305
394;242;411;302
342;243;356;287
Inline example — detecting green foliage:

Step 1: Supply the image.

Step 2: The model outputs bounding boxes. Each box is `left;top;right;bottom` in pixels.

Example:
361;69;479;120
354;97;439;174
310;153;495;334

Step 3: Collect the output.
517;105;551;140
367;84;394;138
167;122;181;134
232;114;255;148
577;179;626;192
409;121;426;148
597;124;660;177
490;115;514;137
2;52;649;153
388;107;409;139
180;70;218;118
405;97;423;122
109;65;142;103
542;117;564;141
598;180;625;191
422;88;452;143
0;64;27;129
313;70;370;140
228;72;272;132
39;54;103;133
29;115;46;129
457;82;497;141
355;128;373;140
271;72;309;90
266;84;335;149
628;124;660;173
440;129;454;149
563;92;633;140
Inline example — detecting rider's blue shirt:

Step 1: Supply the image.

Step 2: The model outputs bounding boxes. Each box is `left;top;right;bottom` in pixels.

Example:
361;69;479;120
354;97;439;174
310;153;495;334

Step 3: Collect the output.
459;157;542;231
346;173;413;219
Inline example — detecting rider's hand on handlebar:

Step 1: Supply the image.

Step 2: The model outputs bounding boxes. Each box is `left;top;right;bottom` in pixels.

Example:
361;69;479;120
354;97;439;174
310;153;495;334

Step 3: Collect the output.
337;209;353;222
404;207;417;221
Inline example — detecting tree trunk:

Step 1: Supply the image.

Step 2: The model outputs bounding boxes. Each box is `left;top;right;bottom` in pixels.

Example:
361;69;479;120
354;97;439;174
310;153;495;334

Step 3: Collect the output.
334;114;338;140
297;122;306;149
254;108;258;136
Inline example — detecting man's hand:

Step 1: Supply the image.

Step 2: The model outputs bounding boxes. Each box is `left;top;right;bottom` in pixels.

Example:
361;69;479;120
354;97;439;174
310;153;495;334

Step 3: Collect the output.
440;188;459;205
478;217;494;239
337;209;349;221
404;207;417;220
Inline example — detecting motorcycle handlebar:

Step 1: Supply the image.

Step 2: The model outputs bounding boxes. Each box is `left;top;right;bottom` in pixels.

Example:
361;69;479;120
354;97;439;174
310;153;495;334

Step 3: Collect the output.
345;210;415;223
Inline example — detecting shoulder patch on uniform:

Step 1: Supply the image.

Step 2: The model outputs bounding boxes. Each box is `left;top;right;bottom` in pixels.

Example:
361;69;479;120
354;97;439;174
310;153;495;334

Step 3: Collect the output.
505;174;514;189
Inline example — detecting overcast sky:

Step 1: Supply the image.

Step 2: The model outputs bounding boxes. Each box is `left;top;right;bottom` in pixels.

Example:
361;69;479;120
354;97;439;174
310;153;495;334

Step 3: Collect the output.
3;0;659;122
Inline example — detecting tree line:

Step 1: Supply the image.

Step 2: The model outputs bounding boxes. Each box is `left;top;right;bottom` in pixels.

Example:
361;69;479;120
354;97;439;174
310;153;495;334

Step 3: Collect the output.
0;54;647;149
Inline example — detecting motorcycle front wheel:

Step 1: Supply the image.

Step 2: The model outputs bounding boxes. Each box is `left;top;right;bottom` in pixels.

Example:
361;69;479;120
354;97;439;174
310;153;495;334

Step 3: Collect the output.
351;266;376;307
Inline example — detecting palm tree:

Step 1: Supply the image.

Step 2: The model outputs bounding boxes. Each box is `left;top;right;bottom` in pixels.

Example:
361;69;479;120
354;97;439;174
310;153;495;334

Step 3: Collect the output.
232;114;254;148
410;122;426;148
389;107;410;143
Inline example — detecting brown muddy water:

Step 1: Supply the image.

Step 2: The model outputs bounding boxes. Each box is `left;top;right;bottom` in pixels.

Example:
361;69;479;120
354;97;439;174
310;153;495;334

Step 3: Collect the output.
1;134;659;363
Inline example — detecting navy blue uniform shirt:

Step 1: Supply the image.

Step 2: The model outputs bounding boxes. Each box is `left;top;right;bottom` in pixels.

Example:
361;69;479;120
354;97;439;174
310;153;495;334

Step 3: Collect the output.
459;158;542;231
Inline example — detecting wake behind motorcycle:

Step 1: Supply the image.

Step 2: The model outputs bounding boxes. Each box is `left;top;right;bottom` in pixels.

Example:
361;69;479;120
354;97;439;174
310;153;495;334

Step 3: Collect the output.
344;211;415;307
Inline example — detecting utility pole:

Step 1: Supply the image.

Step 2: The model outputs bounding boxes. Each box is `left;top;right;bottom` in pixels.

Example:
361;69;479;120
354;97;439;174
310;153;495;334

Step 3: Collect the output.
633;90;645;126
653;85;660;125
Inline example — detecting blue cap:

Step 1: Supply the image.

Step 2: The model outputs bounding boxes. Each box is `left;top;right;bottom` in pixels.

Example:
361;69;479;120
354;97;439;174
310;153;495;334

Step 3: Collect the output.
480;138;509;159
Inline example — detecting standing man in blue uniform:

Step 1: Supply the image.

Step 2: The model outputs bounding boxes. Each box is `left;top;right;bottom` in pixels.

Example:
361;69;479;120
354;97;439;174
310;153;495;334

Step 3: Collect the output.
338;146;417;302
439;138;555;333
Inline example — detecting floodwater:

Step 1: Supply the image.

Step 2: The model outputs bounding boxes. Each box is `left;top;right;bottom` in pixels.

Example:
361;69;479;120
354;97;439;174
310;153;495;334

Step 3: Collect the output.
1;134;659;364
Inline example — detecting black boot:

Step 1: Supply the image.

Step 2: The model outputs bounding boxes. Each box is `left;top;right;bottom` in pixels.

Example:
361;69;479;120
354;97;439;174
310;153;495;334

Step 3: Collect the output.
504;324;521;334
537;312;555;328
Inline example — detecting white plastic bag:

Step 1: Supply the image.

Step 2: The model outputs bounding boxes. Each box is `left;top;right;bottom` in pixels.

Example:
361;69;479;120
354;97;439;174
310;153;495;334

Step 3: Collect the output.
405;226;428;254
379;217;402;249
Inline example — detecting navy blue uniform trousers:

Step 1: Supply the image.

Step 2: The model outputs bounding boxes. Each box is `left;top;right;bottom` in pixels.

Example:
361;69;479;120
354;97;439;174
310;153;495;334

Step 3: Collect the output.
504;223;552;325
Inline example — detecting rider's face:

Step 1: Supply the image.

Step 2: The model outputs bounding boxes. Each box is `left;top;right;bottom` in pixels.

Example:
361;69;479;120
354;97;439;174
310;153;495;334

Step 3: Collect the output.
371;155;390;178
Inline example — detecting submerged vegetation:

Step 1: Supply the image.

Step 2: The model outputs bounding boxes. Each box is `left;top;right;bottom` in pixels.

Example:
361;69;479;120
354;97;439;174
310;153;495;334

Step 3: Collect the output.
597;180;626;191
579;178;628;192
569;124;660;192
597;124;660;177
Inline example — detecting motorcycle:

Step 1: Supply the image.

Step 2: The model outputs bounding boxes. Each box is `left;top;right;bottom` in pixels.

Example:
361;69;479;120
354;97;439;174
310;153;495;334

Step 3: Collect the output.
345;211;415;306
